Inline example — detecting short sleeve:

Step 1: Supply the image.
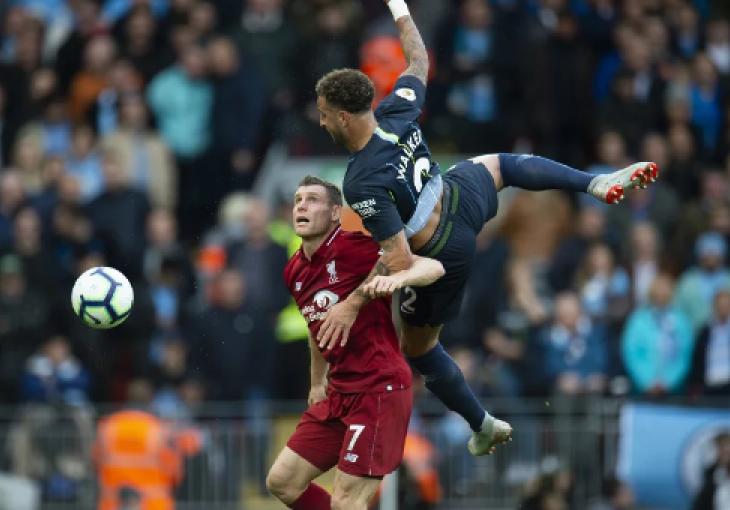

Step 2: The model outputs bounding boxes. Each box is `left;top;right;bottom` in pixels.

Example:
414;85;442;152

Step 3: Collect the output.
374;75;426;124
346;185;403;243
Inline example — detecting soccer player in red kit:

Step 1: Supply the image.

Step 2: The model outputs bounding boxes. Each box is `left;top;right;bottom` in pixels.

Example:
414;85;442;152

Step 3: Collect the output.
266;175;446;510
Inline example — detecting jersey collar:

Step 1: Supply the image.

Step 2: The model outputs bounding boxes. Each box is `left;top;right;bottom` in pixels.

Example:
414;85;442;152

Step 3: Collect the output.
301;226;342;262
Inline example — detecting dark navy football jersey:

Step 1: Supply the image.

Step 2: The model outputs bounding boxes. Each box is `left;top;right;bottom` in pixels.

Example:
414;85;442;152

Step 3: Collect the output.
343;75;442;242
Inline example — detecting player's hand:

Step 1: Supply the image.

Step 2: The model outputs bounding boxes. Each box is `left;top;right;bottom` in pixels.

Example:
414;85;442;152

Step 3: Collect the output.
318;300;359;350
308;385;327;406
362;274;405;298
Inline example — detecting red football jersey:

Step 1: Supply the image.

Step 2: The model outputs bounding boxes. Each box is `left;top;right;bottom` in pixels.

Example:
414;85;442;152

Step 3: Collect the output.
283;227;412;394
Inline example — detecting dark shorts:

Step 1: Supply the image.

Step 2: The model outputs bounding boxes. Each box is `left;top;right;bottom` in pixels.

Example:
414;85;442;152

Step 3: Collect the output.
399;160;499;327
287;387;413;478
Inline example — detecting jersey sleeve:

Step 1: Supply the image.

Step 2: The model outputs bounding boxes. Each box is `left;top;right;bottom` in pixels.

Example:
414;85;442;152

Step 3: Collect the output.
374;75;426;124
346;184;403;243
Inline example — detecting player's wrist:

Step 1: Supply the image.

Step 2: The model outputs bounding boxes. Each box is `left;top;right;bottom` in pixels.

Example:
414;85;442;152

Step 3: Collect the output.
387;0;409;21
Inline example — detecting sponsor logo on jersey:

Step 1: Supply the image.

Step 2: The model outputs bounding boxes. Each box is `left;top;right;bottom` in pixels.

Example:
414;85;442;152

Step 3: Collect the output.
344;453;359;463
326;260;339;284
396;88;416;102
301;290;340;323
351;199;378;219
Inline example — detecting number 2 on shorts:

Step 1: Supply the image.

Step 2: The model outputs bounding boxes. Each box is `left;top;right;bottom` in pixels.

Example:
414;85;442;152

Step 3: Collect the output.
347;424;365;451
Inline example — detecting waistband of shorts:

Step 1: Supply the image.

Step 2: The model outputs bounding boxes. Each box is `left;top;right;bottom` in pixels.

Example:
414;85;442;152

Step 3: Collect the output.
414;179;459;258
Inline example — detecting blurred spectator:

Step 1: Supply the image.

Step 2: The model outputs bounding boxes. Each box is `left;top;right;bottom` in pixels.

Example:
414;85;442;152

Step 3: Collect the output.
146;43;212;241
67;34;117;122
589;477;637;510
116;6;171;84
188;268;275;401
64;124;104;203
573;242;630;324
705;19;730;77
20;335;91;405
532;292;608;397
0;254;50;402
626;222;663;307
675;231;730;331
622;274;694;396
85;151;150;279
143;209;196;314
690;288;730;396
519;457;573;510
231;0;298;112
101;92;177;209
691;430;730;510
207;36;266;190
673;170;729;263
226;198;289;321
54;0;106;94
689;53;724;157
7;207;58;295
85;59;142;136
549;206;613;293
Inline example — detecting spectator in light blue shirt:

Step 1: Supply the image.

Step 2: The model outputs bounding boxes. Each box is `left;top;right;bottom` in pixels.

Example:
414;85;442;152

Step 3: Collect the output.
622;274;694;396
64;124;104;203
146;45;213;161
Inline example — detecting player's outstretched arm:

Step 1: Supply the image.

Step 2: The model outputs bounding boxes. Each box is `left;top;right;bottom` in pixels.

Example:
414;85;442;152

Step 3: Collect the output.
384;0;429;85
318;230;413;350
308;333;328;406
362;256;444;298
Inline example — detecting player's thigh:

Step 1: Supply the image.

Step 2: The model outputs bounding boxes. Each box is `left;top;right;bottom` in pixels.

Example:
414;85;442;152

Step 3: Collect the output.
266;447;325;503
468;153;504;191
397;257;471;337
338;388;413;479
331;469;382;510
283;401;343;483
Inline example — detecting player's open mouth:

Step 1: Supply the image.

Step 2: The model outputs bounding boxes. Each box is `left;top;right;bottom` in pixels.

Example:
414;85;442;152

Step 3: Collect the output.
295;217;310;225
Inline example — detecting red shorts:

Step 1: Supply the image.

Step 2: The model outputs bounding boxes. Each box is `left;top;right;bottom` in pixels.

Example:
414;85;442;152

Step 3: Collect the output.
287;387;413;478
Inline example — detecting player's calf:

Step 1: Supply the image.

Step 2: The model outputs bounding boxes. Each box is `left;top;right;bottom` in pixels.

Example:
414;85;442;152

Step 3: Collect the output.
331;469;381;510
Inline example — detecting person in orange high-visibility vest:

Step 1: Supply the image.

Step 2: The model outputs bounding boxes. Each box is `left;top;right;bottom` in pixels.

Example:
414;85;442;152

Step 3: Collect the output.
92;409;201;510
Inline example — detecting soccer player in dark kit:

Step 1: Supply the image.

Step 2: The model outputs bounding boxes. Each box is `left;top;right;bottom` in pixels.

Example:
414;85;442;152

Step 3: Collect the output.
266;176;446;510
315;0;659;456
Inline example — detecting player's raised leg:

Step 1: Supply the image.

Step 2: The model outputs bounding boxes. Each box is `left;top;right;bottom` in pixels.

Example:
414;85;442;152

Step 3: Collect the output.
330;469;381;510
266;447;331;510
470;154;659;204
401;322;512;456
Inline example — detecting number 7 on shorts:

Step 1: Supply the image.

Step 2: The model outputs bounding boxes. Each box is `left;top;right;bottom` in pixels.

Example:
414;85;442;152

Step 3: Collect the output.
348;424;365;451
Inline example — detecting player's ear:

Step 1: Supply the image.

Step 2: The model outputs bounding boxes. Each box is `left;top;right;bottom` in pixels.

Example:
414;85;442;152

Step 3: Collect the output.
338;110;350;127
331;204;342;223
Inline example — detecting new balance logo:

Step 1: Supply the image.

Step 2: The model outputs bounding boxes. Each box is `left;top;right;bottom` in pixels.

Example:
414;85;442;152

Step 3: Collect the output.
327;260;339;284
295;282;302;291
344;453;358;463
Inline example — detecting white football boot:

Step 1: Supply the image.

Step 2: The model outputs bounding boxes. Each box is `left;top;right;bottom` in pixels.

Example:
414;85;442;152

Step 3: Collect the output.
587;162;659;204
468;414;513;456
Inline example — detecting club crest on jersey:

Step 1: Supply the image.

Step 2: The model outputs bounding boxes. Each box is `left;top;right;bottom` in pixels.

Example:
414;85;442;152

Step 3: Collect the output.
314;290;339;310
396;88;416;102
326;260;339;284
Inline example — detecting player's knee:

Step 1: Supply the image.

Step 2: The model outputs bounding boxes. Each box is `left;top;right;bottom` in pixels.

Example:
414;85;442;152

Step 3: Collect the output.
266;466;300;503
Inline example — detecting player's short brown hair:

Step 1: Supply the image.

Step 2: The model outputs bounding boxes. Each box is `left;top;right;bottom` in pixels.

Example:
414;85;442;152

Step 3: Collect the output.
315;69;375;114
298;175;343;207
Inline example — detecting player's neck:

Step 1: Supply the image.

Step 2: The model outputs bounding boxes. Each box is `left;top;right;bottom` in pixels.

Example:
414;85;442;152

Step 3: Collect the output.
346;115;378;153
301;225;339;260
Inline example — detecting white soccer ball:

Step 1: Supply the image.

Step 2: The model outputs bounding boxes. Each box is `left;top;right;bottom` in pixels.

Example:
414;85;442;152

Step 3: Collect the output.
71;267;134;329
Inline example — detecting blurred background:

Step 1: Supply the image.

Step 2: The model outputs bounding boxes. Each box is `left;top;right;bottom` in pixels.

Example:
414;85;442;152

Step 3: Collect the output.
0;0;730;509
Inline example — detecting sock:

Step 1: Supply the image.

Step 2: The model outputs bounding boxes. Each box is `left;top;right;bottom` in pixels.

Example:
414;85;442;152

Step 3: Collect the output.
409;343;487;432
498;153;593;193
289;484;331;510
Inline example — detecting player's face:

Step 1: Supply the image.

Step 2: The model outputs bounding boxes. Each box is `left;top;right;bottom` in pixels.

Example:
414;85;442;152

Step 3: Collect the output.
293;185;341;239
317;97;346;146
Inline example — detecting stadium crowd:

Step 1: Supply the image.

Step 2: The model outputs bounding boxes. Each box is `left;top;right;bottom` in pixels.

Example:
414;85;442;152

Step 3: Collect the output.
0;0;730;509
